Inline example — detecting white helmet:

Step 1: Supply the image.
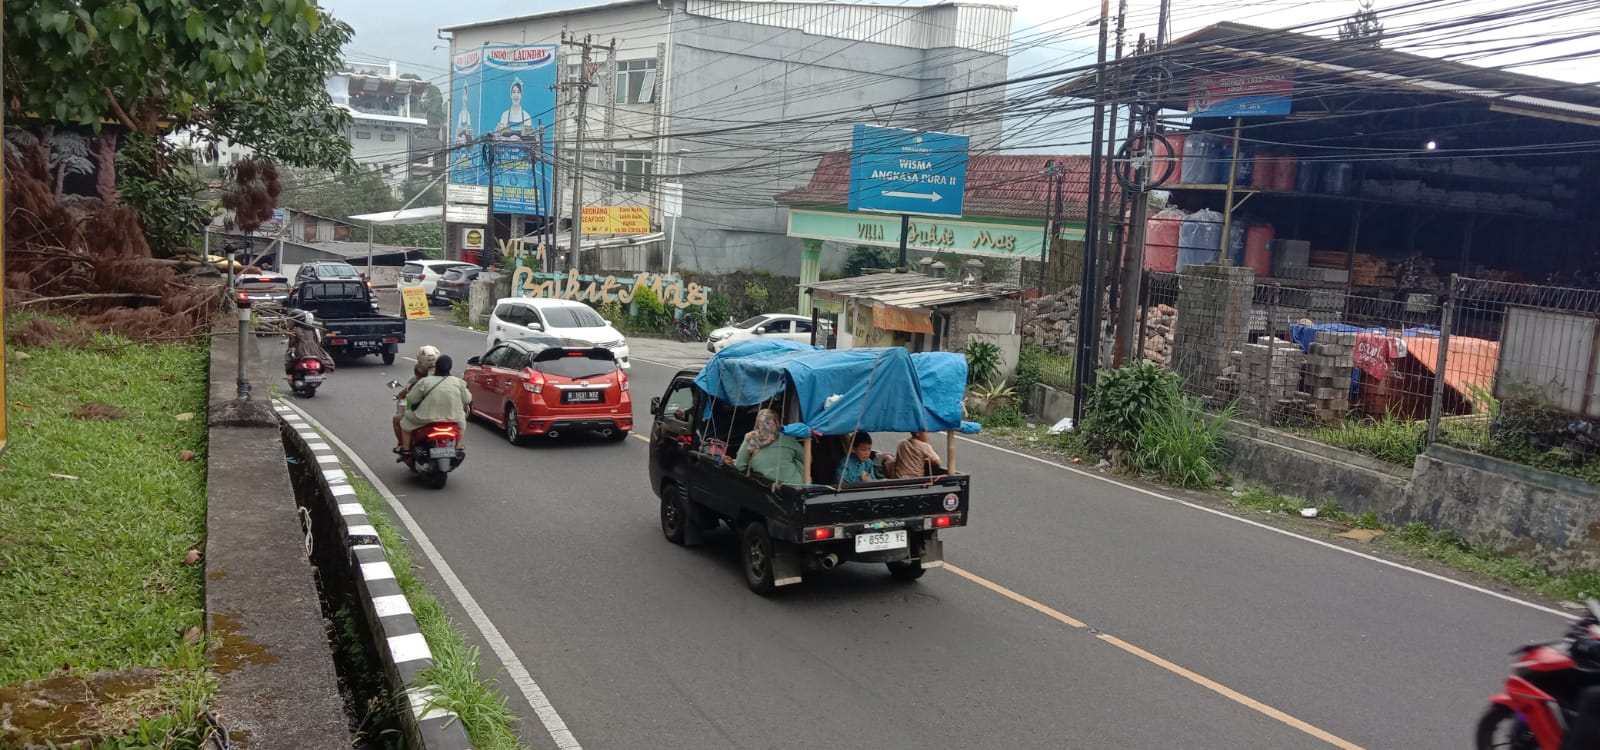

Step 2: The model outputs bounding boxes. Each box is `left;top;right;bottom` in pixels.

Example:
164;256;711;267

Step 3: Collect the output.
416;345;441;370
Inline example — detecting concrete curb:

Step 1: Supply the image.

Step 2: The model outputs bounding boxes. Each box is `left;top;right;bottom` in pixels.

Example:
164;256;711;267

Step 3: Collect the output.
273;400;474;750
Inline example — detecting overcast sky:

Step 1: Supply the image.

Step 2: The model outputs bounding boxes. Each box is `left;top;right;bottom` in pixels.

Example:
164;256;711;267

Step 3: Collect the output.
325;0;1597;84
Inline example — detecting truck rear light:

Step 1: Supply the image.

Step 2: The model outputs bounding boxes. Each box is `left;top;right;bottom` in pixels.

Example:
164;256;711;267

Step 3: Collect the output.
933;515;953;528
327;338;347;345
810;527;833;541
382;337;400;343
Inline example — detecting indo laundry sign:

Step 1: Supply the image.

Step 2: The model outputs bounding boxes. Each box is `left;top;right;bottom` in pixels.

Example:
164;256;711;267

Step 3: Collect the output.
449;44;558;214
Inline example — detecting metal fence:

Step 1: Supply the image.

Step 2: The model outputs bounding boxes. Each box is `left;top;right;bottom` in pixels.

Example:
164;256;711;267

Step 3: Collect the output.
1133;267;1600;474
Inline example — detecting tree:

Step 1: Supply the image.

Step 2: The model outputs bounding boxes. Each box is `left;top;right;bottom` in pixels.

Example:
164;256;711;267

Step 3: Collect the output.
844;246;897;277
278;166;399;222
3;0;355;171
1338;0;1384;48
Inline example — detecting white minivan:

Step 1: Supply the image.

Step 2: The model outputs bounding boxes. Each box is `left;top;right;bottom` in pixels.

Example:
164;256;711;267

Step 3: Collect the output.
487;298;631;369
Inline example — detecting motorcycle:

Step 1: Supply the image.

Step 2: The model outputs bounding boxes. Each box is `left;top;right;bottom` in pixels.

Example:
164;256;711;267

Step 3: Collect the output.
674;312;704;343
1475;598;1600;750
389;380;465;489
285;311;332;398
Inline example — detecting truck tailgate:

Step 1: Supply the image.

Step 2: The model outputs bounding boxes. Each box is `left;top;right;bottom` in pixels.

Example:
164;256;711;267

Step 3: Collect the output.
799;474;969;527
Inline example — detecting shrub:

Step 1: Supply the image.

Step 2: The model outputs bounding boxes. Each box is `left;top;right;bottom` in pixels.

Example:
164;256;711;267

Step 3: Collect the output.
451;300;471;328
844;246;897;277
1130;396;1233;488
1309;411;1425;466
631;284;667;333
705;295;733;328
965;340;1002;386
1080;361;1184;453
1013;344;1073;396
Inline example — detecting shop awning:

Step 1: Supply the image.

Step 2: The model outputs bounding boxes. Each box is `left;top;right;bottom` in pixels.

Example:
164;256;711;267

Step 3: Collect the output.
349;206;445;226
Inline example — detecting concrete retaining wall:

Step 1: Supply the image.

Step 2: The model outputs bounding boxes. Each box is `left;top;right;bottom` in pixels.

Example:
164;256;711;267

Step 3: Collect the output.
1026;384;1075;426
1226;425;1600;574
275;402;473;749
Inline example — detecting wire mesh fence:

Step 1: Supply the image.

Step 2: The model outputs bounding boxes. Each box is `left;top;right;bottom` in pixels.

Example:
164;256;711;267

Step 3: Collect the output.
1129;266;1600;477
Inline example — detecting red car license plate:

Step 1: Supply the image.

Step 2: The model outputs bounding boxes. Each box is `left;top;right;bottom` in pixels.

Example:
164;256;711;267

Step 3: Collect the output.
562;390;601;404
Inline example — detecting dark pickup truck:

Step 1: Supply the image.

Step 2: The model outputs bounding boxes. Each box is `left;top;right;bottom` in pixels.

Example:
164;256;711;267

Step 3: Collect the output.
649;367;970;595
286;280;405;364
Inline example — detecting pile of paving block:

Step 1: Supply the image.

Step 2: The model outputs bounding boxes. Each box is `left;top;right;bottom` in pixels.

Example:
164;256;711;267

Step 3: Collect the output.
1296;330;1356;424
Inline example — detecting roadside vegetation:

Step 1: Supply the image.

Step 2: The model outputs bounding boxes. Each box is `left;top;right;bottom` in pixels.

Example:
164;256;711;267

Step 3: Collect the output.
342;472;525;749
1307;411;1427;466
0;329;214;747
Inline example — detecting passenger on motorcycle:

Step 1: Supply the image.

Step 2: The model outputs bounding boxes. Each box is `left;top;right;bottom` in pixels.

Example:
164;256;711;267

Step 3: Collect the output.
393;345;440;455
399;354;472;455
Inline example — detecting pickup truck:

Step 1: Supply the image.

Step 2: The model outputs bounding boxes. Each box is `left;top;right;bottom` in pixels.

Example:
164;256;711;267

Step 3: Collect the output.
648;342;975;595
285;280;405;364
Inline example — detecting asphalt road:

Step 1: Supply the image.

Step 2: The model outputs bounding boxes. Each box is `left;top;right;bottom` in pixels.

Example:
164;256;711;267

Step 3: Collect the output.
282;316;1566;750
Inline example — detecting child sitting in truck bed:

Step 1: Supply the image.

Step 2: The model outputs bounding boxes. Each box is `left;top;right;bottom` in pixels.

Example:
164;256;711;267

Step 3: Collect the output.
836;432;881;484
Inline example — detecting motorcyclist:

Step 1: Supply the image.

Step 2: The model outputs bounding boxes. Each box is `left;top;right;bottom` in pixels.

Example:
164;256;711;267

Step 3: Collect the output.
1562;618;1600;750
398;354;472;456
285;310;335;372
393;345;440;455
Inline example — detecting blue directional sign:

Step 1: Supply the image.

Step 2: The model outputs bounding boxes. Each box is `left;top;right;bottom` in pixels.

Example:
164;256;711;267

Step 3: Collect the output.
847;124;969;218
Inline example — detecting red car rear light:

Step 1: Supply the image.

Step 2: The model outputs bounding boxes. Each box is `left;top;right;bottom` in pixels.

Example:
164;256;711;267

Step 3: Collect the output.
618;369;629;392
522;370;546;394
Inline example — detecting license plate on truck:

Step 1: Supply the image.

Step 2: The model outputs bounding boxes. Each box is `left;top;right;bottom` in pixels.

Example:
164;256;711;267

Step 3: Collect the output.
855;530;907;553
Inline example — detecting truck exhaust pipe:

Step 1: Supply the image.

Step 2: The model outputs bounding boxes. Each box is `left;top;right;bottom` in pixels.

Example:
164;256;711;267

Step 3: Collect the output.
818;552;839;570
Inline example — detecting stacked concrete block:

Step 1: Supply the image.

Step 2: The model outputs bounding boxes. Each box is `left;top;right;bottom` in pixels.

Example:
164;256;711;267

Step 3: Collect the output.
1301;330;1356;423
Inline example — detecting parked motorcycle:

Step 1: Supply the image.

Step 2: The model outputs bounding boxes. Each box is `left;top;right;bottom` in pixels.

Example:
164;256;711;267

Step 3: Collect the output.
674;312;704;343
1475;598;1600;750
389;380;465;489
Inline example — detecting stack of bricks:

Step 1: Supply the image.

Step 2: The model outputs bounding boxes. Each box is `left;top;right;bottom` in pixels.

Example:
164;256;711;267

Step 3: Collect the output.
1233;337;1302;421
1299;330;1356;423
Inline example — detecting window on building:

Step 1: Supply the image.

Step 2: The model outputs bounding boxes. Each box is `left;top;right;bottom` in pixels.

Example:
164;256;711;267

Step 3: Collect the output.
380;131;397;142
615;59;657;105
355;129;372;140
614;151;652;193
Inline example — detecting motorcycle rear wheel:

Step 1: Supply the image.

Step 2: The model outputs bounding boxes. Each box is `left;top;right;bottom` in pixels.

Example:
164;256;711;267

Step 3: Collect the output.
1475;704;1539;750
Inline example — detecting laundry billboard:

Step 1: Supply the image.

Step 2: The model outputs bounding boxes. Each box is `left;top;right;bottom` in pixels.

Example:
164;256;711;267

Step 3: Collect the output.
449;44;557;215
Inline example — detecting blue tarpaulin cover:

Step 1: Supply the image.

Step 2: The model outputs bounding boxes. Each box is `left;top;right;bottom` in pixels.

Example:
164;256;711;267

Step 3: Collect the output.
695;339;980;435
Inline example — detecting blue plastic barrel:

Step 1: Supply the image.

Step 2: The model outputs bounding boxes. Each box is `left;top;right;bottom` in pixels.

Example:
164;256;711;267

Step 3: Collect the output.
1181;133;1221;184
1177;208;1223;271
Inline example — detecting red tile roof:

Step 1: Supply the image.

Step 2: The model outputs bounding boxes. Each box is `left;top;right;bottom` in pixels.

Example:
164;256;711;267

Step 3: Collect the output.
775;152;1106;222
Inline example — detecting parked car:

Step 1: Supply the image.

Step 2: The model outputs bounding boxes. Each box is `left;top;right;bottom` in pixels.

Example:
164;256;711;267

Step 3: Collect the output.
431;266;482;306
399;260;478;297
464;338;632;443
487;298;630;369
706;314;823;352
234;274;292;307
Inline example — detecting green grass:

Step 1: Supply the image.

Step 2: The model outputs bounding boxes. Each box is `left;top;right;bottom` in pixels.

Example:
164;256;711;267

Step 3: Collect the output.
1226;486;1600;602
0;334;214;743
342;472;525;749
1307;413;1426;467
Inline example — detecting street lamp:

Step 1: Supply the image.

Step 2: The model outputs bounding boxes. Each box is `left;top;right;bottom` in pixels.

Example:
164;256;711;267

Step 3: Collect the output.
664;149;690;276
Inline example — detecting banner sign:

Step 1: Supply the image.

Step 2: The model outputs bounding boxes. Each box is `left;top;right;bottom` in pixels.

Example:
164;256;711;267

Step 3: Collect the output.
786;208;1084;259
580;206;652;235
401;286;432;319
449;44;558;215
1189;68;1294;118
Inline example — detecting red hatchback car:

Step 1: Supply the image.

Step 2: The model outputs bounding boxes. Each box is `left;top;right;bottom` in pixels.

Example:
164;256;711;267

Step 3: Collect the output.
464;338;632;444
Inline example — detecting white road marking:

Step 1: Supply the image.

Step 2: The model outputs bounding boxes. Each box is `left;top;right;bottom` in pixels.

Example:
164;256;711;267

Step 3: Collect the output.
955;435;1576;620
278;400;584;750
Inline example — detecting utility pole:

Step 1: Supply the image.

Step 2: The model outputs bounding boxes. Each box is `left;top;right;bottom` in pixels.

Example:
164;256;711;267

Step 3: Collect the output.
481;142;497;269
560;34;615;273
1071;0;1112;428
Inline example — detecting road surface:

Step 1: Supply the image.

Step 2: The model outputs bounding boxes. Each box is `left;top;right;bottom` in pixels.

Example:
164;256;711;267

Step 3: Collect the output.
281;316;1562;750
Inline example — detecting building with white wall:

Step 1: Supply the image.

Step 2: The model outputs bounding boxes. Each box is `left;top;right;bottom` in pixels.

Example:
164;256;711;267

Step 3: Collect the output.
442;0;1013;274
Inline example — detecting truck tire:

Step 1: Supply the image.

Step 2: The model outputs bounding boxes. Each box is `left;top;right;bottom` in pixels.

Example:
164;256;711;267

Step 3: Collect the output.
660;483;688;545
886;560;926;581
742;522;777;595
382;350;396;365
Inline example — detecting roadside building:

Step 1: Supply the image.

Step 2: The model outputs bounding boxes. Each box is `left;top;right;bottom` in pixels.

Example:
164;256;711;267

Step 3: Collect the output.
440;0;1014;274
806;271;1023;379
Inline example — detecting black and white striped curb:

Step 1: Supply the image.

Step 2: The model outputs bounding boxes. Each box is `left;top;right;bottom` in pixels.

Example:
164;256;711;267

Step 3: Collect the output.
274;400;473;750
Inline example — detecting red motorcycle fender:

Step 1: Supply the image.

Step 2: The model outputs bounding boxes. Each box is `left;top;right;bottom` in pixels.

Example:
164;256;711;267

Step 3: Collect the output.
1499;676;1566;749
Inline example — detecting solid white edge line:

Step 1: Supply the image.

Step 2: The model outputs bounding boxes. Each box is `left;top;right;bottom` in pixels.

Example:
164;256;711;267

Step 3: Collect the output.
954;434;1577;620
277;399;585;750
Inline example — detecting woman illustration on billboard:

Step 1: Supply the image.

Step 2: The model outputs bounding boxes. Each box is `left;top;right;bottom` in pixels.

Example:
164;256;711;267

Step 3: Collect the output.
496;79;534;140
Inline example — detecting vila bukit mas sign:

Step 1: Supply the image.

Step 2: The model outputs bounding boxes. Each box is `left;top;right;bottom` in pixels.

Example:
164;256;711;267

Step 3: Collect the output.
508;246;707;309
787;208;1082;258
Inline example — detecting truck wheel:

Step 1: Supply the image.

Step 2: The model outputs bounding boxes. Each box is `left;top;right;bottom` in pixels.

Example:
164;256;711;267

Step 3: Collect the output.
660;484;688;545
741;522;777;595
382;351;396;365
886;560;926;581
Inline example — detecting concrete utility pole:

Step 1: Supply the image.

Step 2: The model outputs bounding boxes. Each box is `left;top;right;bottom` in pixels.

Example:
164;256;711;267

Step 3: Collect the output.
560;34;615;273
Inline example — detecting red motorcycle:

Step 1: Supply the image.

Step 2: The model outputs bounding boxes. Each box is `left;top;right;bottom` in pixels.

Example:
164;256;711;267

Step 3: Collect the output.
288;356;326;398
1476;599;1600;750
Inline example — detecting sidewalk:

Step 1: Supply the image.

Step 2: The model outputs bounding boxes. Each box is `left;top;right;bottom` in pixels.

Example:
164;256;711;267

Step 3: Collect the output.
625;336;711;369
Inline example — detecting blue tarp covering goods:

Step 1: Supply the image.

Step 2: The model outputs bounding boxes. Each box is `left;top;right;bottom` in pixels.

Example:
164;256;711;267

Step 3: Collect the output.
694;339;980;435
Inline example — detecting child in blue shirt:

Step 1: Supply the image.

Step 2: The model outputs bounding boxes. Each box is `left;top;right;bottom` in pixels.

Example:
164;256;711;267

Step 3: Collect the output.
836;432;880;483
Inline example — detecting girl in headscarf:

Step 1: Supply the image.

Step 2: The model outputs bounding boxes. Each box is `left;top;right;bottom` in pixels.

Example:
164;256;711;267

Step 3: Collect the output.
734;407;806;484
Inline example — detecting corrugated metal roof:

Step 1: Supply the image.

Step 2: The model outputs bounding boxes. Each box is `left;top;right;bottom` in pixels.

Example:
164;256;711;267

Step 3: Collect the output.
806;272;1019;309
776;152;1102;221
441;0;655;31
